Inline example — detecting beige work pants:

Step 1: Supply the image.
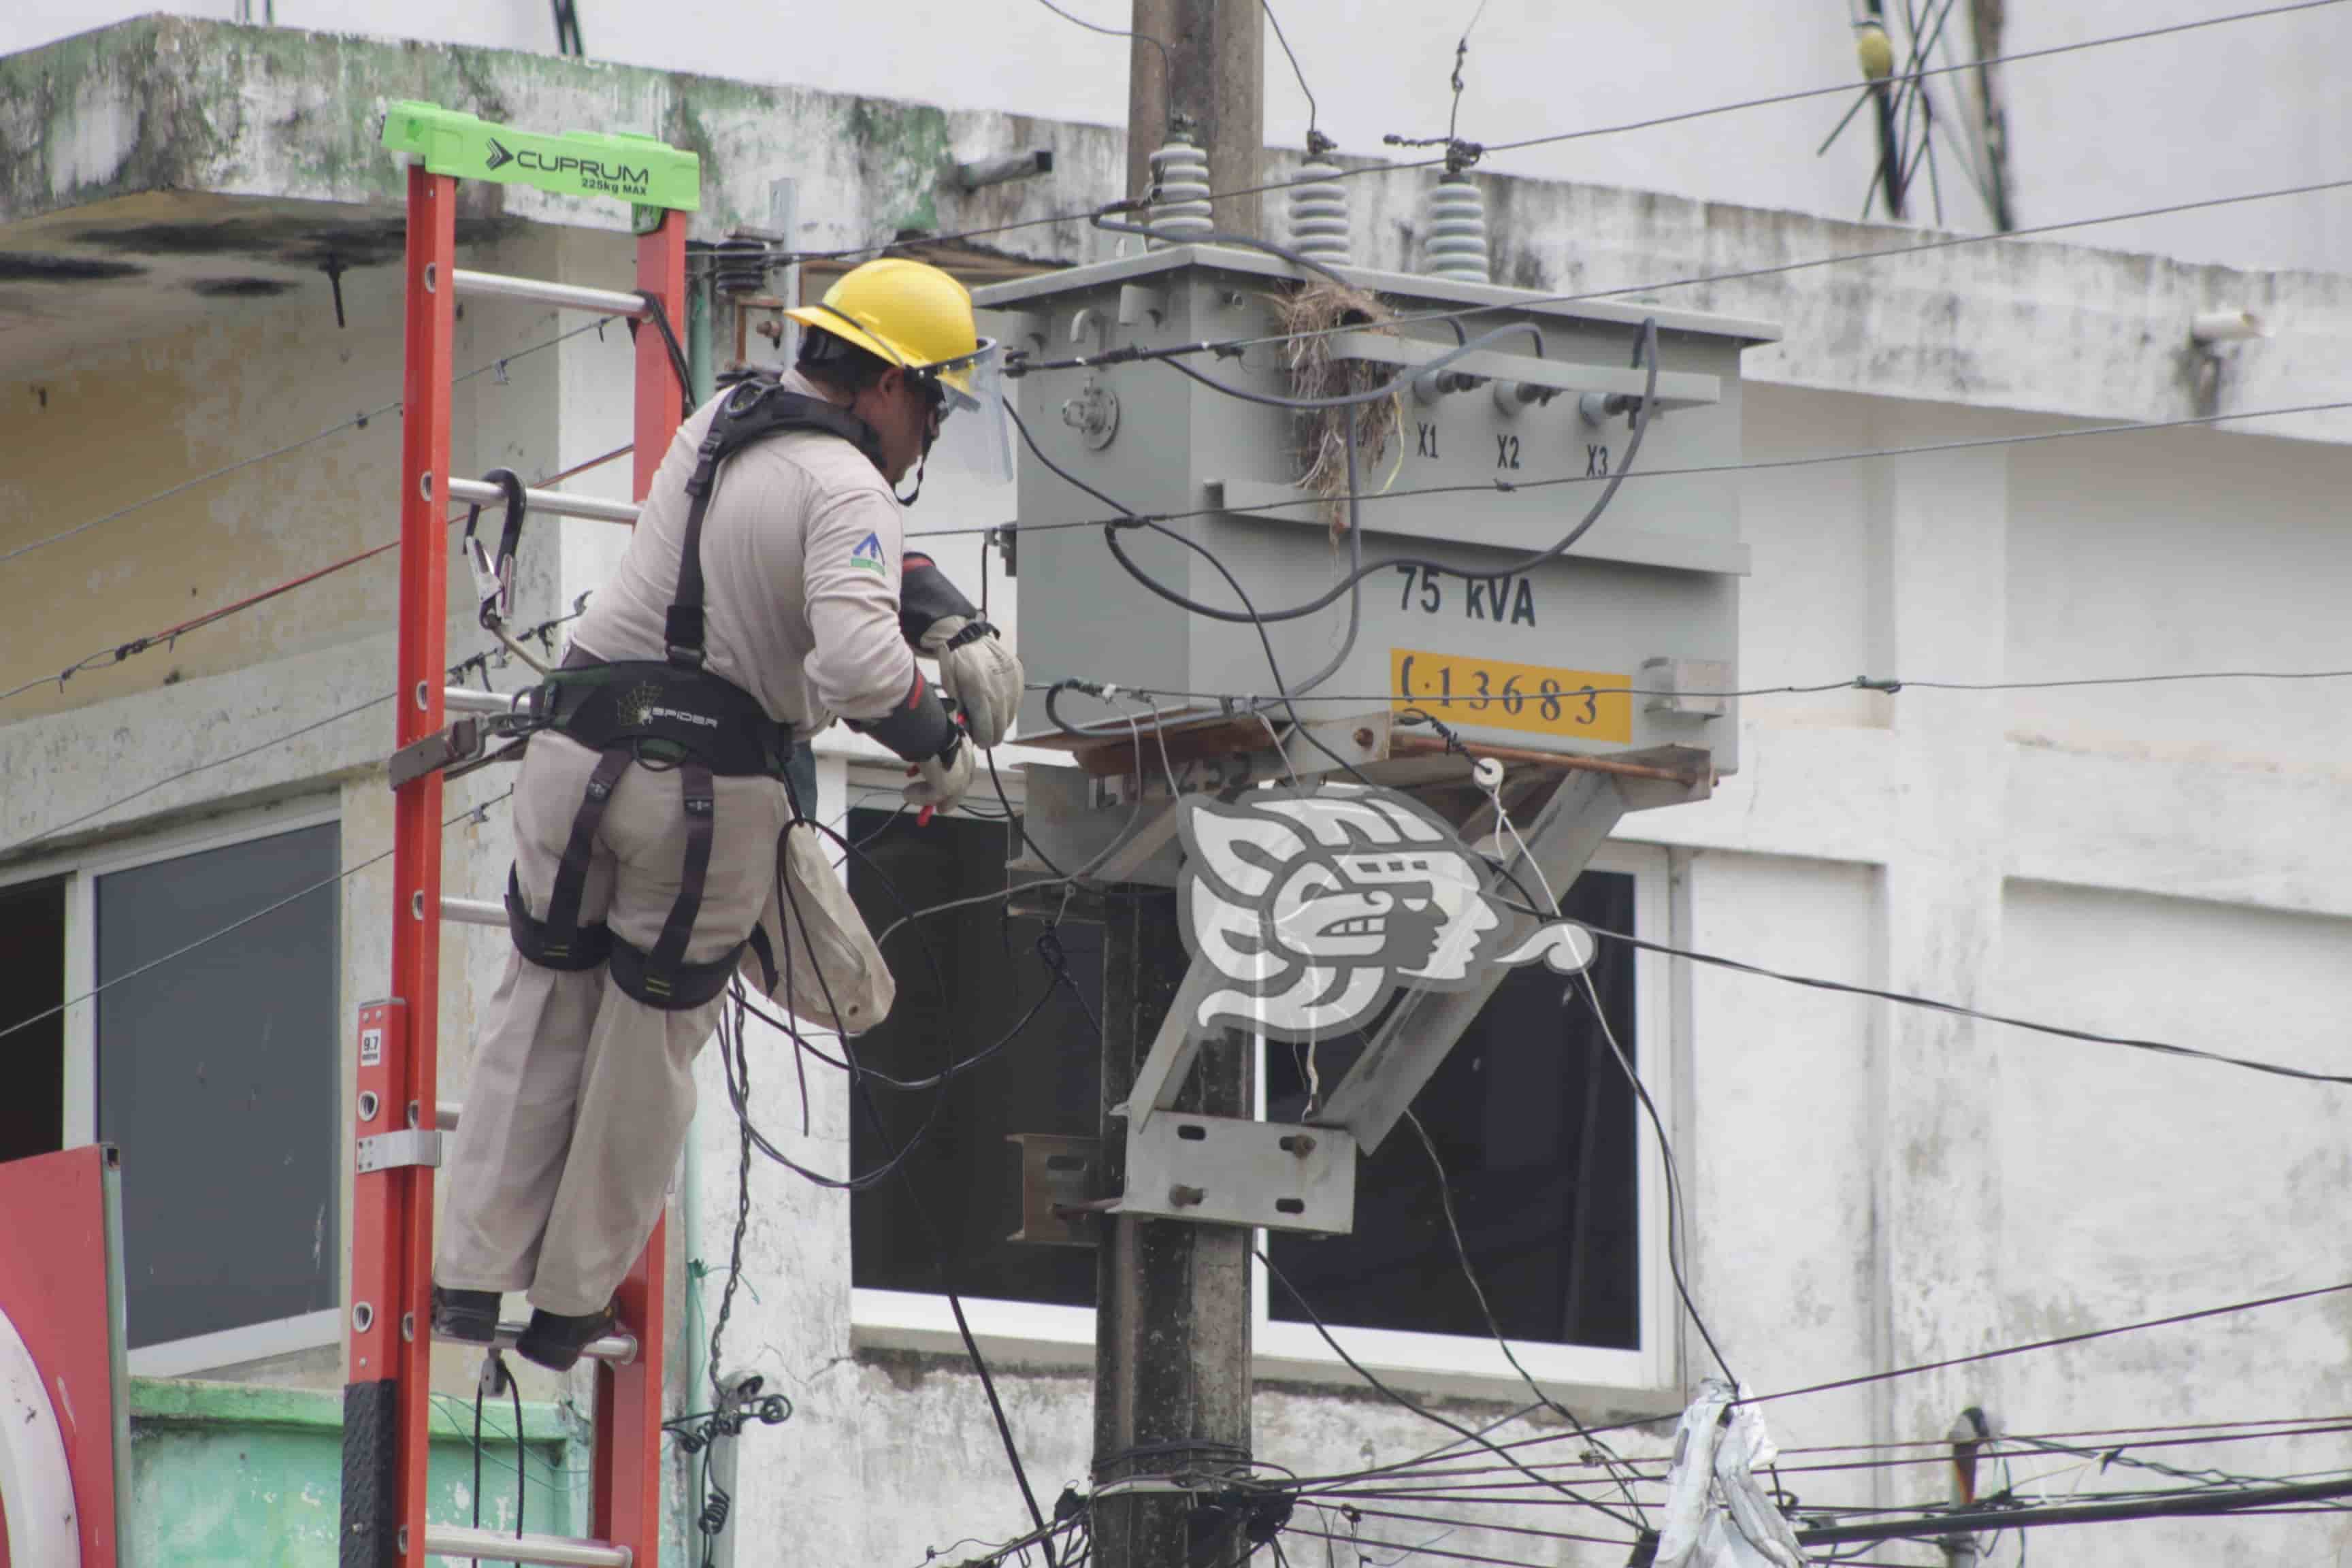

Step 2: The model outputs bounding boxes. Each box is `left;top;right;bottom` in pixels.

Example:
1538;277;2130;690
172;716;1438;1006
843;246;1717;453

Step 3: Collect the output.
435;732;791;1316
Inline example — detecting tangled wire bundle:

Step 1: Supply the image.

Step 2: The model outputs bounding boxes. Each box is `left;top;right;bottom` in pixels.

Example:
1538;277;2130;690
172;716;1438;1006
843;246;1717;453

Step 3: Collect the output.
1273;280;1403;532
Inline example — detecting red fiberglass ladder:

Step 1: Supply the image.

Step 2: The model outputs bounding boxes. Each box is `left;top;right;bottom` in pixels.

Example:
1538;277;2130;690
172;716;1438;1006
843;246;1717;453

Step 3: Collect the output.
342;103;697;1568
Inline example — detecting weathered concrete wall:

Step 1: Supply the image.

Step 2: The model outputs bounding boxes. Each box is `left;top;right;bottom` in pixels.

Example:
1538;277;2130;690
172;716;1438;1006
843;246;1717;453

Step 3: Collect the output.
4;20;2348;444
8;1;2351;274
5;20;2352;1567
127;1376;585;1563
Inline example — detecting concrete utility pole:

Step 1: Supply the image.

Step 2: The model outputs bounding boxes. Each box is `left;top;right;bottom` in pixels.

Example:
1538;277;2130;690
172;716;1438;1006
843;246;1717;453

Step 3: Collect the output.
1126;0;1265;236
1094;890;1255;1568
1092;14;1262;1565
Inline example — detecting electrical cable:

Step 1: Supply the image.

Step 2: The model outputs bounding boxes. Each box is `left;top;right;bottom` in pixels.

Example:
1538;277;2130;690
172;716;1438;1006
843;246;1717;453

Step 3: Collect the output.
1262;0;1319;138
0;787;512;1045
771;0;2346;269
2;444;627;708
1012;176;2352;375
1254;1246;1648;1531
1539;911;2352;1090
5;314;625;568
906;395;2352;546
1481;785;1737;1384
1;692;395;855
1399;1107;1650;1526
772;815;1062;1567
1030;0;1171;105
4;594;592;857
1038;320;1654;626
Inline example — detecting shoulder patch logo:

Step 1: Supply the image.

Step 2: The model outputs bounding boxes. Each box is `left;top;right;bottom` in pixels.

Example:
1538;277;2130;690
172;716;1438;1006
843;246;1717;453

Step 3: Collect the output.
849;530;887;575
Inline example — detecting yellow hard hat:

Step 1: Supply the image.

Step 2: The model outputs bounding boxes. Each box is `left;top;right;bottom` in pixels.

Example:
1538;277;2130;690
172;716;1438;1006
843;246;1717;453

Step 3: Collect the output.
787;258;985;397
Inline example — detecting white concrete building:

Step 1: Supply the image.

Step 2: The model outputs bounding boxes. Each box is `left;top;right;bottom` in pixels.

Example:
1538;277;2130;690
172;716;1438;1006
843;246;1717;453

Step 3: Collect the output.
2;13;2349;1566
7;0;2351;272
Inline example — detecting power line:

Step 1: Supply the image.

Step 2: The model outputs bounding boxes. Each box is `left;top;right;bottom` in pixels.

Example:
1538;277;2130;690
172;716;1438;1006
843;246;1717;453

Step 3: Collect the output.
1;444;630;709
1030;0;1171;105
1752;1279;2352;1409
3;316;623;570
1009;176;2352;375
0;787;512;1046
0;693;394;856
906;397;2352;544
2;597;587;856
784;0;2347;266
1261;0;1318;139
1565;915;2352;1090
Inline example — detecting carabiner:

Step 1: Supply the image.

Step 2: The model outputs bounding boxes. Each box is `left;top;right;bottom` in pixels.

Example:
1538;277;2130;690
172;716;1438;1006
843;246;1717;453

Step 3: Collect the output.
462;468;530;631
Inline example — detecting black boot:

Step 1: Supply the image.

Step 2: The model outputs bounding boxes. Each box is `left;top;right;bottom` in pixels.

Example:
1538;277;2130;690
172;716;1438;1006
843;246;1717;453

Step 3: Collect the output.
430;1285;501;1345
514;1304;617;1371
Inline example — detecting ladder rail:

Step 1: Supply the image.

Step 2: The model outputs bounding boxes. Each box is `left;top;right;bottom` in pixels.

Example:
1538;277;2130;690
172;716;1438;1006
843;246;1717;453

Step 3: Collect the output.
352;133;693;1567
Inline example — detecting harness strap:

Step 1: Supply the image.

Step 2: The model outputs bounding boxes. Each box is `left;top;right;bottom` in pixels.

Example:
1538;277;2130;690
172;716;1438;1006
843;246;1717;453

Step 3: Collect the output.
745;924;779;998
667;384;888;670
543;747;634;960
644;761;717;994
506;866;610;972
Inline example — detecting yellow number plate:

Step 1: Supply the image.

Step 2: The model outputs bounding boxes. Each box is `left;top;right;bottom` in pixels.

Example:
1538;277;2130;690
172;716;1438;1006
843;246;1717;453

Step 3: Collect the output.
1390;648;1632;744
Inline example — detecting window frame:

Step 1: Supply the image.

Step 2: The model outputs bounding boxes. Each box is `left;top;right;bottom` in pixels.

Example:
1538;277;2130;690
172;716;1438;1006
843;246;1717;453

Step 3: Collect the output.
832;755;1682;1401
1;794;346;1377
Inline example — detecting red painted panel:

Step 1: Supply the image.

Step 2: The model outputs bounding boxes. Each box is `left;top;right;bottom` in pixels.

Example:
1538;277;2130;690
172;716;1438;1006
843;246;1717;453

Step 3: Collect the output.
0;1145;125;1568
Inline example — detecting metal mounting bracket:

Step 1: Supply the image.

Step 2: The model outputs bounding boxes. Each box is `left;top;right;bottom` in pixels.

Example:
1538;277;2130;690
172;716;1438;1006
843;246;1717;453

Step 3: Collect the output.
355;1129;444;1175
1115;1111;1356;1235
1006;1133;1102;1247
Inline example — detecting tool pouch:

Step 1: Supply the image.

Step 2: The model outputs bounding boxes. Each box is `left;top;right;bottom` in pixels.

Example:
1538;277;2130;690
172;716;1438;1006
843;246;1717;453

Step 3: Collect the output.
739;822;895;1034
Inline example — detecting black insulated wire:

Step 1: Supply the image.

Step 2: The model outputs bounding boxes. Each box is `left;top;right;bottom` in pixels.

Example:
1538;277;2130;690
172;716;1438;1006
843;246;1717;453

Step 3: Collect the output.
1094;318;1659;626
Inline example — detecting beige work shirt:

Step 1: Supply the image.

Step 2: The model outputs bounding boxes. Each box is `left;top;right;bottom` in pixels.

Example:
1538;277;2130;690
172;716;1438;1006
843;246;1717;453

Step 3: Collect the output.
569;370;912;734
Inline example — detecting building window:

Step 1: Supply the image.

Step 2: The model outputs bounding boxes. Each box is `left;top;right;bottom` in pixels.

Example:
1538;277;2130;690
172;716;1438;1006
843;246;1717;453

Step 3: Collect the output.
0;877;66;1164
5;802;346;1375
1262;868;1643;1352
843;784;1678;1396
846;807;1105;1311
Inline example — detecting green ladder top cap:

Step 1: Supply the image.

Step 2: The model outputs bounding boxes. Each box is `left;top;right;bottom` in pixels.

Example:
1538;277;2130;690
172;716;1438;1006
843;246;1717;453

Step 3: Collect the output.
381;100;700;212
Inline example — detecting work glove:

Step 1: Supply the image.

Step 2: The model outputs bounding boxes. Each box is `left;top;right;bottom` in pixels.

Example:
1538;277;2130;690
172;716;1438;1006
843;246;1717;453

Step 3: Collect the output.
899;551;1022;747
903;729;975;815
925;617;1023;748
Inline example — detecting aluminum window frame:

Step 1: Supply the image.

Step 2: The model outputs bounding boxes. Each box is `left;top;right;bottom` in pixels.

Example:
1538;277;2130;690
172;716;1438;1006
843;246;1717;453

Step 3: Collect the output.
834;756;1682;1402
0;795;346;1377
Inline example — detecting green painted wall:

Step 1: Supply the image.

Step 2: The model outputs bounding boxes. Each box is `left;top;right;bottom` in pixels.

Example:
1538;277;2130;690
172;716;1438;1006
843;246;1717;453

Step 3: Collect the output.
129;1377;588;1567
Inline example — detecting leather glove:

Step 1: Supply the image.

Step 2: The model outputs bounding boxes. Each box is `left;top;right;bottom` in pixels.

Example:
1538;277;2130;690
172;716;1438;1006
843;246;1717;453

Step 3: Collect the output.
903;730;975;814
924;617;1024;748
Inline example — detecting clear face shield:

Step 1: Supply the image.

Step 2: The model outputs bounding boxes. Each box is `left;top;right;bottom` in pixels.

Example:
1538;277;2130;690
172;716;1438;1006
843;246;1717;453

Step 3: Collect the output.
916;338;1013;486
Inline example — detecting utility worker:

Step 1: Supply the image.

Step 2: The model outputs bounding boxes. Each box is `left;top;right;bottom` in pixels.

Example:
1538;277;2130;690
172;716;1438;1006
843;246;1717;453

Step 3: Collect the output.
429;258;1023;1370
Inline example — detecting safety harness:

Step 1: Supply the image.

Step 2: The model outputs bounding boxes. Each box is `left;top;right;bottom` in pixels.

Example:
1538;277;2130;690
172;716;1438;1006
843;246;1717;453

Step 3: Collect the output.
505;379;893;1011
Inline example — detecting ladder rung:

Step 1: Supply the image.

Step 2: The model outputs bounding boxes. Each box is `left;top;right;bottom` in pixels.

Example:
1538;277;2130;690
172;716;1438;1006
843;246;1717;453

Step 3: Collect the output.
441;895;508;927
447;476;640;525
451;268;652;321
489;1321;639;1365
444;685;519;715
421;1524;631;1567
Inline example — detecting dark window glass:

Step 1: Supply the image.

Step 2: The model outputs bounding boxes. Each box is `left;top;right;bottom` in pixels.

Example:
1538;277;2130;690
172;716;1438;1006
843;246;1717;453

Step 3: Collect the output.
845;807;1641;1350
96;823;341;1349
1268;870;1642;1350
0;877;65;1163
847;809;1104;1307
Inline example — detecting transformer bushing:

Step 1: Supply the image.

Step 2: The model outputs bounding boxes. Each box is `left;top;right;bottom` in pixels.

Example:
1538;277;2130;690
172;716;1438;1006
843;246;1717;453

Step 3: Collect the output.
1147;133;1214;248
1420;173;1490;283
1286;154;1352;267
